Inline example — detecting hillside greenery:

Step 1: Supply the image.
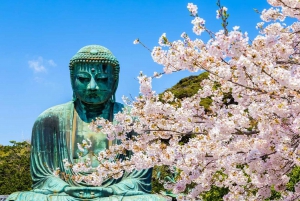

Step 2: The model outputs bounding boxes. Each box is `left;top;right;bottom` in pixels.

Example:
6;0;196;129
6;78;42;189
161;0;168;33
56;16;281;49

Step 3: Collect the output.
0;141;32;195
163;71;210;100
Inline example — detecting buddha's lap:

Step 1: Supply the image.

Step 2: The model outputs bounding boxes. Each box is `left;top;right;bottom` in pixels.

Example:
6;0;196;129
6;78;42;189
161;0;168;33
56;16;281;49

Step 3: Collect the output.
7;191;166;201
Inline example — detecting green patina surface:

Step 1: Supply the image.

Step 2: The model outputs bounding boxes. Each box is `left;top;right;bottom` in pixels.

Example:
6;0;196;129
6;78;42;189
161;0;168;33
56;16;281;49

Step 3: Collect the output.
7;45;166;201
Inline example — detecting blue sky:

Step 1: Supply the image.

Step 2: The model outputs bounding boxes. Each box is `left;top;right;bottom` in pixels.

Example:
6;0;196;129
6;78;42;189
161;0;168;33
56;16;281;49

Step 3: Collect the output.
0;0;271;145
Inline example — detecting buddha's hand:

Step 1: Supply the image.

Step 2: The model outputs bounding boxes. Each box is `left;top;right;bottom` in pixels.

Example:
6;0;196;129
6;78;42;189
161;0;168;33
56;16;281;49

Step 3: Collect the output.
64;186;113;198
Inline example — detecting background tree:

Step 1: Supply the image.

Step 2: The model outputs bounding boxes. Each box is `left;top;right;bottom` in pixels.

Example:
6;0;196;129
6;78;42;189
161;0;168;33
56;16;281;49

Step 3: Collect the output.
0;141;31;195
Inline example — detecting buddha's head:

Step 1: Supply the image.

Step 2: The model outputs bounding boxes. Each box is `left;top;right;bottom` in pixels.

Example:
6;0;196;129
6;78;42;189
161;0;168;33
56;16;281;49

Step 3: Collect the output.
69;45;120;104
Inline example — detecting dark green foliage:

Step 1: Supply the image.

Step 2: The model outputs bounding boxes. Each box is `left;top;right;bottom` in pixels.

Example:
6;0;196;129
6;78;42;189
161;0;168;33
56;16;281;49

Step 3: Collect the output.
164;72;209;100
152;165;175;195
264;166;300;200
152;166;165;194
200;98;213;110
265;187;282;201
178;134;196;145
201;186;229;201
0;141;32;194
287;166;300;192
163;71;235;110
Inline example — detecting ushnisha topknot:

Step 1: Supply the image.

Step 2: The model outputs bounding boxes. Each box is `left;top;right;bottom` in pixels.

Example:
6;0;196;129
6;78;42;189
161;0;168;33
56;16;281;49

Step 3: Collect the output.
69;45;120;80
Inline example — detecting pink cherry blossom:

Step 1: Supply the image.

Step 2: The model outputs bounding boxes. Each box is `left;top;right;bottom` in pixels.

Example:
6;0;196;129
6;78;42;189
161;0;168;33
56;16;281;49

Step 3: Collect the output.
66;1;300;200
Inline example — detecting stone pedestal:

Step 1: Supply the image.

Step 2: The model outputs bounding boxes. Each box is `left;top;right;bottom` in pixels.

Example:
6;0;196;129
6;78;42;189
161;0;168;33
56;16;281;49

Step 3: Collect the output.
7;191;168;201
0;195;8;201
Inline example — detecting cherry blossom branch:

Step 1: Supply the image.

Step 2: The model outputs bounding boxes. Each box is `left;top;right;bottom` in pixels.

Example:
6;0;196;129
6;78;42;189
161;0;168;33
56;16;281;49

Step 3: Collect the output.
142;129;206;136
216;0;229;36
232;128;259;136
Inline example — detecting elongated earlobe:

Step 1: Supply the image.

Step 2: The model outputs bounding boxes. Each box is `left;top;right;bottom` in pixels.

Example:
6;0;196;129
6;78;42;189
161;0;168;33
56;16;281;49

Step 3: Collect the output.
72;92;77;101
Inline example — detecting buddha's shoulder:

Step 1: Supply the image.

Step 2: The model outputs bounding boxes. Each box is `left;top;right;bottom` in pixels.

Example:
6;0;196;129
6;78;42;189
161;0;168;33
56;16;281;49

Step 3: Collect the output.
36;101;73;120
35;101;124;122
113;102;124;113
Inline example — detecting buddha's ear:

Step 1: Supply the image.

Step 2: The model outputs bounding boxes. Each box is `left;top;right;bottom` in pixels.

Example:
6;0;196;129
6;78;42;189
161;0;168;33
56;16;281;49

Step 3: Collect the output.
70;72;74;88
111;77;119;103
69;64;76;91
72;92;77;101
111;64;120;102
113;65;120;80
69;62;75;86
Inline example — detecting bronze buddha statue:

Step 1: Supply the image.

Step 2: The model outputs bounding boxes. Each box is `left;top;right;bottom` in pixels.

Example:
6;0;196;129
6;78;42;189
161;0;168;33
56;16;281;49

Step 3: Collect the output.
7;45;166;201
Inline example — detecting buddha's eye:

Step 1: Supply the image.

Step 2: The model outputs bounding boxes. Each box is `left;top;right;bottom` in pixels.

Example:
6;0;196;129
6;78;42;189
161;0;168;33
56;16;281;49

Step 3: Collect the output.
95;75;108;82
77;75;90;83
102;64;107;73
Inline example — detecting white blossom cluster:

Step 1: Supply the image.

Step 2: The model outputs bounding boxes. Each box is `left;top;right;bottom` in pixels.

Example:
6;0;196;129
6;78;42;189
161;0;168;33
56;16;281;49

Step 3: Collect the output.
70;0;300;200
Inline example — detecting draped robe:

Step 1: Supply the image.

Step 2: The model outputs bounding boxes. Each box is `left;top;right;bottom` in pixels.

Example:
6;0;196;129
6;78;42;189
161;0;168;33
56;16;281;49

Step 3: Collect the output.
7;101;165;201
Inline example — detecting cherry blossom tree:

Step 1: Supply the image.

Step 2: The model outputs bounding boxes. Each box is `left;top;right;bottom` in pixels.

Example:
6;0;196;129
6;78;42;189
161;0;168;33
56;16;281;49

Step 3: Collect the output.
68;0;300;200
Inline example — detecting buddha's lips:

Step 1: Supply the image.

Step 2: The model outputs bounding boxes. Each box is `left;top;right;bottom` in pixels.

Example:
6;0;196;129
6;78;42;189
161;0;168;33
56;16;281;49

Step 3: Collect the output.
86;93;99;98
86;91;109;98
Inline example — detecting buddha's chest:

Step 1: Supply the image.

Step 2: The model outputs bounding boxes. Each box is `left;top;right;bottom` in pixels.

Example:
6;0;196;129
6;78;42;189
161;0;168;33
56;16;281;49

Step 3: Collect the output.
73;117;108;166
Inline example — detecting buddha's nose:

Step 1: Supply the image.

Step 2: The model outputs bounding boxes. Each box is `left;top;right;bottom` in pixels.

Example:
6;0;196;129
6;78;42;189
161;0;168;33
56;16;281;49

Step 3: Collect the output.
87;77;98;91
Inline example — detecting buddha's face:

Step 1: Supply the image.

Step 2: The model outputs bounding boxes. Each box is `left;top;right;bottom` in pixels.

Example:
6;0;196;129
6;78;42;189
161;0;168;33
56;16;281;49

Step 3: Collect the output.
72;63;115;104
